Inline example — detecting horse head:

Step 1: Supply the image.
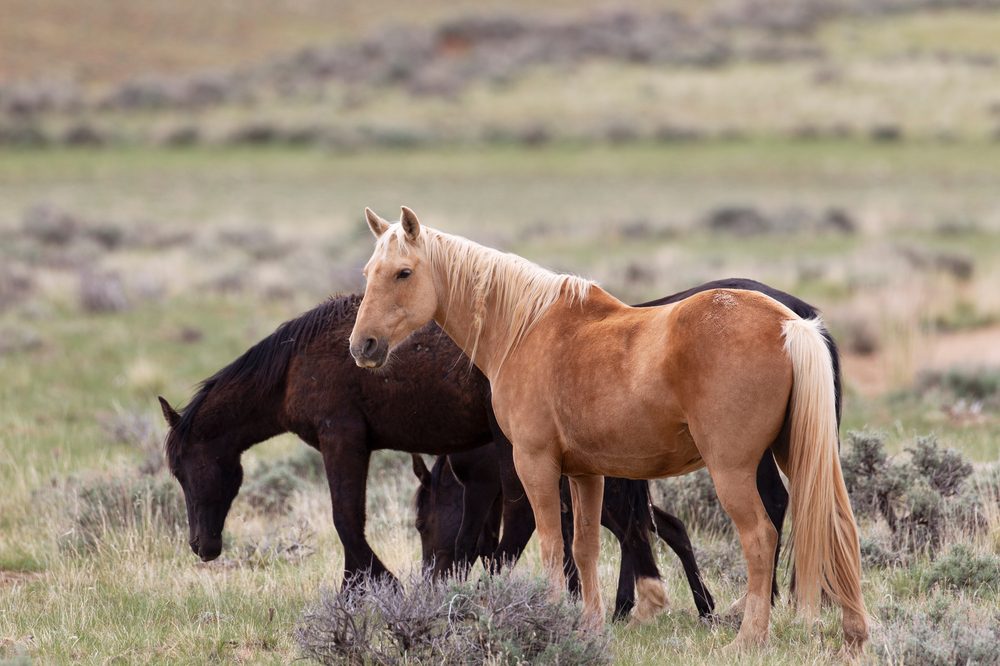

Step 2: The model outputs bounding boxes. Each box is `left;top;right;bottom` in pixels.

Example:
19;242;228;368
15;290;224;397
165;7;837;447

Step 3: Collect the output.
159;396;243;561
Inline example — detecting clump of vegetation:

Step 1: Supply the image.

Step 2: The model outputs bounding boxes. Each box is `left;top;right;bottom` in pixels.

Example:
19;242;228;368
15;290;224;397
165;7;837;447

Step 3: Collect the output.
874;594;1000;664
97;406;163;474
79;270;129;313
654;469;730;535
916;366;1000;411
908;435;974;497
65;472;186;550
242;448;325;514
926;544;1000;593
296;569;610;665
232;524;316;568
842;432;984;553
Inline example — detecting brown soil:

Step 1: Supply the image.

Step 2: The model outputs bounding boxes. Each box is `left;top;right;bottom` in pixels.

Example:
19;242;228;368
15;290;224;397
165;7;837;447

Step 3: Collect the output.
843;323;1000;396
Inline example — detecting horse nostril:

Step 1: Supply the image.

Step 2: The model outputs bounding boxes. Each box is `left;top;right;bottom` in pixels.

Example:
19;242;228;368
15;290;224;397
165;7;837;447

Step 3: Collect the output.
363;337;378;357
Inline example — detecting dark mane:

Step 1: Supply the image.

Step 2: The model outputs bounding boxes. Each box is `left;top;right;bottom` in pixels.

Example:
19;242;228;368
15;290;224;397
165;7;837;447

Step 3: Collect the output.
168;293;361;454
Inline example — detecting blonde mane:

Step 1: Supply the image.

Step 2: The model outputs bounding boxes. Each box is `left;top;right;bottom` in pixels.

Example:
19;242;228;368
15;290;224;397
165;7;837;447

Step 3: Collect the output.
376;224;593;372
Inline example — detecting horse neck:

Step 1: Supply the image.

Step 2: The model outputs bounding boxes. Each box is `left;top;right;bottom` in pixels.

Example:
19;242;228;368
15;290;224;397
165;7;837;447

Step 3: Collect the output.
425;235;595;381
187;381;286;457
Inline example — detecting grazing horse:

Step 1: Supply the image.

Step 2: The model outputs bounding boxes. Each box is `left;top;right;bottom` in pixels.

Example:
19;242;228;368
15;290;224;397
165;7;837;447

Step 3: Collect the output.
349;207;867;651
159;295;503;580
412;447;716;621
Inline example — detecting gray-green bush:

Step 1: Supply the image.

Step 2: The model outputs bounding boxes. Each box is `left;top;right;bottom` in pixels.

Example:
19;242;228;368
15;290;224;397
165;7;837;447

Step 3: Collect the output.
66;473;186;550
296;569;611;665
873;594;1000;665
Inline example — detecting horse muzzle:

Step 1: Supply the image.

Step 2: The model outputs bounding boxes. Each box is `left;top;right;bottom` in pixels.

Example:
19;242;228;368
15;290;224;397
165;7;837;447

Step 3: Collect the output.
191;534;222;562
350;336;388;369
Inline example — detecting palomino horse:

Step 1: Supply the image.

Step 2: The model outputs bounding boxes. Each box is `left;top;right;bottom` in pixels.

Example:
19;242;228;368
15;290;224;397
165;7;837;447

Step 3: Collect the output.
349;207;868;651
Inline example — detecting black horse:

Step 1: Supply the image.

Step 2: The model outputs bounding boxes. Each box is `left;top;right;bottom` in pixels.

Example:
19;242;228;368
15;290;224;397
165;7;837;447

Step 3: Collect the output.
413;447;716;620
159;279;839;610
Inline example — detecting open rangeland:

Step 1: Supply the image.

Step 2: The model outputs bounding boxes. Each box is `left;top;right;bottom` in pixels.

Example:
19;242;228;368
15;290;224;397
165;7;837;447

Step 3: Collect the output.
0;141;997;663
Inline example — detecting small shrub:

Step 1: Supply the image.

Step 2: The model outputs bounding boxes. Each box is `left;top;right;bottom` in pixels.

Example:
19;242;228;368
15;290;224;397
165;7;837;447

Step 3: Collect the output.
97;406;163;474
874;595;1000;665
654;469;730;535
22;203;79;246
79;270;129;313
894;478;945;551
0;264;33;311
67;473;186;550
926;544;1000;593
841;431;903;523
842;431;989;550
908;435;973;497
859;534;905;568
918;367;1000;409
243;462;306;514
296;569;610;665
233;524;316;568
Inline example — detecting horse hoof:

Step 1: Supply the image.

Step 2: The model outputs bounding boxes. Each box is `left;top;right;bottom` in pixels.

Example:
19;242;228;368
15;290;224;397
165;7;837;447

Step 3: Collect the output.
720;632;767;654
725;593;747;619
629;577;669;626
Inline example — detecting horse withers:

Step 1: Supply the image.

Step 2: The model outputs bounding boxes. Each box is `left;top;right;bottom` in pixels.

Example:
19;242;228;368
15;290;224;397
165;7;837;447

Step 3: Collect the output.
349;207;867;651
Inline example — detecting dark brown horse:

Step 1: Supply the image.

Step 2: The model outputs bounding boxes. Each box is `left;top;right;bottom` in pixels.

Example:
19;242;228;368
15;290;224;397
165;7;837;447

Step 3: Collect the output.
160;294;498;577
413;447;716;621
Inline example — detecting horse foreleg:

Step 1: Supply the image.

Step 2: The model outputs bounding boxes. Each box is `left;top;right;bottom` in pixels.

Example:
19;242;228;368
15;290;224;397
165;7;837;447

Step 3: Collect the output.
511;447;565;603
597;502;637;622
568;475;607;629
320;429;394;588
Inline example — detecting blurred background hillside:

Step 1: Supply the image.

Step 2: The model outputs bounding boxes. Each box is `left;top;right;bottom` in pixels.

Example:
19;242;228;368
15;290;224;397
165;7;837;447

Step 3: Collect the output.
2;1;1000;663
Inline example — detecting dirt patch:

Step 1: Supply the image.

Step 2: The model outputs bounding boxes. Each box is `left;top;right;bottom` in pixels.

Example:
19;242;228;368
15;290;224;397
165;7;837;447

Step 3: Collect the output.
844;324;1000;396
0;570;43;586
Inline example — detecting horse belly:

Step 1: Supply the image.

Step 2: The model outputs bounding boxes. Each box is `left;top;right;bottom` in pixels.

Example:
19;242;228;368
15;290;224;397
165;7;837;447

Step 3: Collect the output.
560;410;703;479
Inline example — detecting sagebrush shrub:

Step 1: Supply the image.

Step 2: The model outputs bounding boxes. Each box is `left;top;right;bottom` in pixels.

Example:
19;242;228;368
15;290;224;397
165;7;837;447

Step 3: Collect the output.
926;544;1000;593
243;462;306;514
296;569;611;665
66;473;186;550
908;435;973;497
874;594;1000;665
842;431;991;552
654;469;730;535
242;448;326;514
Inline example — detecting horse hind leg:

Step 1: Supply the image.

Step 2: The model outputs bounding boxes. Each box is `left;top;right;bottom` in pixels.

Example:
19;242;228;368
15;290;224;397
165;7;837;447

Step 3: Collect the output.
706;463;779;649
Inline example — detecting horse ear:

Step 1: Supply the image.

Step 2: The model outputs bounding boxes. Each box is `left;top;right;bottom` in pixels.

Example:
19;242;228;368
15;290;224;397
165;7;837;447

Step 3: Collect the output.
158;396;180;428
365;207;389;238
400;206;420;241
411;454;431;485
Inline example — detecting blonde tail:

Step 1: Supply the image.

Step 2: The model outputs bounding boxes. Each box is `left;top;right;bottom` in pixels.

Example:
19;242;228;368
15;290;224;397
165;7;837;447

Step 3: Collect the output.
782;317;868;646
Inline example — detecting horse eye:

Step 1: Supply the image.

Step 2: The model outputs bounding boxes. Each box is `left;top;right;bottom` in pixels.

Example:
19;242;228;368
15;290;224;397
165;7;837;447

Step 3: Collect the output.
396;268;412;280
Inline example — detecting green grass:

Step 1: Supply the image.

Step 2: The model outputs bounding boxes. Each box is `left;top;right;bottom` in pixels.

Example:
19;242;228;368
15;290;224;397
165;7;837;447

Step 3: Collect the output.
1;141;998;663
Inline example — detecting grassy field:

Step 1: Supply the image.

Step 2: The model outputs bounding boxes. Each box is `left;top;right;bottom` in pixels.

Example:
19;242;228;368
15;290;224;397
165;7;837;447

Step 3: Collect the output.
3;2;1000;662
0;141;998;663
